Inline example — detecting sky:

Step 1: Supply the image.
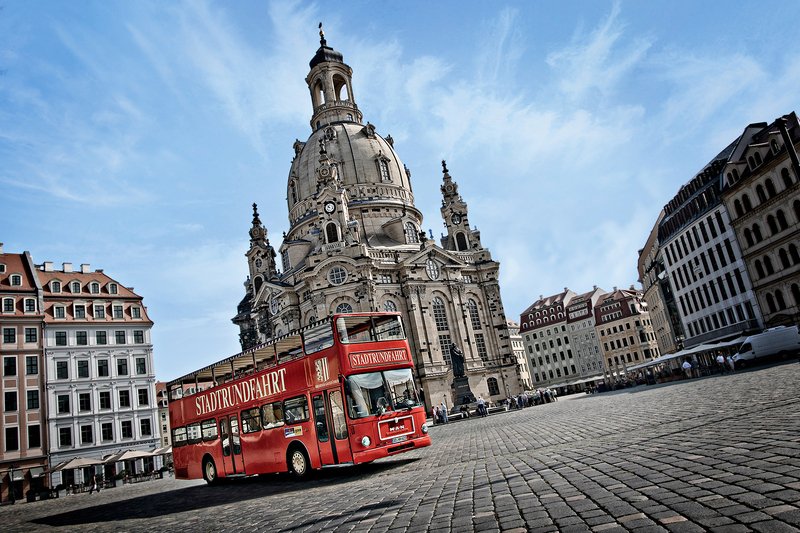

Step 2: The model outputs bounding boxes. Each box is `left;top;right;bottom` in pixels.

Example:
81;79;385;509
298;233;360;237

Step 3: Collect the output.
2;1;799;380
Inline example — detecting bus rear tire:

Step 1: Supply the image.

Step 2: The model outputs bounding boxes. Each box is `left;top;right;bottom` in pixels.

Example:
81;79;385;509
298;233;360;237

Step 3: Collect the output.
203;457;218;485
288;446;310;479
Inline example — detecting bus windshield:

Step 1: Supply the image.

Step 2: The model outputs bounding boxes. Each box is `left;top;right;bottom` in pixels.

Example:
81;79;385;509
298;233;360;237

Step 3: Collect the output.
336;315;405;344
345;368;420;418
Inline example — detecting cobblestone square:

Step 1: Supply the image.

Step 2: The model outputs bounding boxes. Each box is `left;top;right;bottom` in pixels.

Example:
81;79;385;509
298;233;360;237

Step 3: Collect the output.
3;362;799;532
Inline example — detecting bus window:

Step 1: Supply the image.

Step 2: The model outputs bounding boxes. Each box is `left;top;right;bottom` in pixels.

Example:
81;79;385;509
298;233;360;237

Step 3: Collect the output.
312;395;329;442
303;322;334;354
276;334;304;361
284;396;309;424
330;390;348;440
187;423;202;444
345;368;418;417
173;427;187;447
384;368;420;409
201;419;218;440
261;401;285;428
241;407;262;433
336;315;405;344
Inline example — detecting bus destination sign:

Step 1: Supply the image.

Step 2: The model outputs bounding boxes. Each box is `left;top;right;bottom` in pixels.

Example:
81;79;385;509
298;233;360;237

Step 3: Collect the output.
194;368;287;417
349;349;409;369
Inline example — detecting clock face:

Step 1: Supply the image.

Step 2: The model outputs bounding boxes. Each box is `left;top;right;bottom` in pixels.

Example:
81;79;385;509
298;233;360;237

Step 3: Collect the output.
451;213;462;225
324;201;336;214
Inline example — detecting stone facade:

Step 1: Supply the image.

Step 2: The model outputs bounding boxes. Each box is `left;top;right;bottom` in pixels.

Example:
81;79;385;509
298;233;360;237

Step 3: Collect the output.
519;289;577;388
506;321;531;390
565;287;607;380
233;33;522;409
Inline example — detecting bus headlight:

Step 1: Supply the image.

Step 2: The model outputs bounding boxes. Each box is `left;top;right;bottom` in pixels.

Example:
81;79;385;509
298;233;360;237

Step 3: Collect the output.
421;423;429;434
361;436;371;447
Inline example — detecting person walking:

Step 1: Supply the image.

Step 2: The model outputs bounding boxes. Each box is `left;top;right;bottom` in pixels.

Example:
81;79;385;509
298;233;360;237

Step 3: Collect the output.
477;395;486;417
682;358;693;379
716;354;727;374
440;401;449;424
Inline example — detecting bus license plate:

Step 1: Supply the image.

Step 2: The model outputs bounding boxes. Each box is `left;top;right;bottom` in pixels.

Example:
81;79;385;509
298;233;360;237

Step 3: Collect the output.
391;435;407;444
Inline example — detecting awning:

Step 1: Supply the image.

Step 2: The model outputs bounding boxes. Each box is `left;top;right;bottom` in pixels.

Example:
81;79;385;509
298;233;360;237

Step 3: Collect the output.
151;445;172;456
52;457;104;471
29;467;45;478
627;335;748;371
8;469;24;481
105;449;156;463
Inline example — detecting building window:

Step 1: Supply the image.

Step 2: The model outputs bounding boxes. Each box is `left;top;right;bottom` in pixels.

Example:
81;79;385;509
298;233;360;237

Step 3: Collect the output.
133;330;144;344
79;393;91;411
80;425;93;444
70;281;80;293
2;298;13;313
3;356;16;376
138;389;149;406
121;420;133;439
5;391;18;411
426;258;440;280
51;281;61;293
132;307;141;319
101;423;113;441
115;331;126;344
58;427;72;447
28;425;41;448
57;394;70;414
94;305;105;319
383;300;397;312
97;359;109;377
90;282;100;294
54;306;65;319
27;390;39;409
135;357;146;375
141;418;152;436
119;390;131;408
76;331;88;346
25;328;37;343
74;305;85;319
467;299;482;330
335;303;353;314
25;355;38;375
4;427;19;451
118;359;128;376
487;377;500;396
325;222;339;243
96;331;107;345
405;222;419;244
56;360;68;379
78;360;89;378
328;266;347;285
475;333;488;363
109;283;118;294
113;305;123;319
10;274;22;286
100;391;111;409
24;298;35;313
55;331;67;346
377;158;391;181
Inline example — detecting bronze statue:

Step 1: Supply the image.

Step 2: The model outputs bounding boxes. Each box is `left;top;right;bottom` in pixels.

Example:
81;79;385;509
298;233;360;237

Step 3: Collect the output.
450;343;465;377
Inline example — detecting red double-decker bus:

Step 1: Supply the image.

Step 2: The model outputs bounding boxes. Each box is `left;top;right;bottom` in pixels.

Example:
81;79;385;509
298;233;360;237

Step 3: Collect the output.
167;313;431;483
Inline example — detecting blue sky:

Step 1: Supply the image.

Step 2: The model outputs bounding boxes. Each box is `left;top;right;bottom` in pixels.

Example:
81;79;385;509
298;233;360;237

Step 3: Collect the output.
2;1;799;380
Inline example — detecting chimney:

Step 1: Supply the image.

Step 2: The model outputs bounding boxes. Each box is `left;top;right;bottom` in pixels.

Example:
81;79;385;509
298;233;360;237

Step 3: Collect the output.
593;285;597;290
613;286;617;291
80;264;90;274
43;261;54;272
63;262;72;273
0;242;3;254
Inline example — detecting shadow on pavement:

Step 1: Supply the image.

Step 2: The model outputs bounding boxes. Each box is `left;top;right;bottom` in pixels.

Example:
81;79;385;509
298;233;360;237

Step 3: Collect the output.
31;457;419;527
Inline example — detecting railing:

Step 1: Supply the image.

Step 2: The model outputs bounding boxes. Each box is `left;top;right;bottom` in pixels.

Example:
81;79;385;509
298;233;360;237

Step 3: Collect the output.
314;100;359;113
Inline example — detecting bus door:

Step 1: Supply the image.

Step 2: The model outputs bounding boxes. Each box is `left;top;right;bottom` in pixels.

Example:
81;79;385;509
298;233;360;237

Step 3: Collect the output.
312;390;354;466
219;415;244;476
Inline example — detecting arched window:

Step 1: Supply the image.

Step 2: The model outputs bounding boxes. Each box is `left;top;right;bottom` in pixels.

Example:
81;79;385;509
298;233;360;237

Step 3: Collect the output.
765;179;776;198
91;282;100;294
767;215;779;235
733;167;740;181
290;181;297;204
335;303;353;314
308;315;317;325
779;248;790;269
405;222;418;244
748;156;755;169
325;222;339;243
383;300;397;312
764;256;774;275
791;284;800;306
766;293;776;313
467;299;482;330
51;281;61;293
756;185;767;203
753;224;763;242
754;260;765;279
332;74;349;101
455;232;468;251
313;80;325;106
795;200;800;222
781;168;793;188
744;228;754;247
734;199;744;217
71;281;80;293
777;209;788;230
377;159;390;182
771;139;780;154
743;194;752;212
253;276;263;295
790;243;800;264
775;290;786;310
754;151;762;166
432;297;452;366
487;377;500;396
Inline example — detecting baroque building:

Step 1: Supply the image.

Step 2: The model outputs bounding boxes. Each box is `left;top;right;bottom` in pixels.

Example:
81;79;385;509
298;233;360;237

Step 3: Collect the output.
564;286;607;380
233;30;522;408
519;289;577;388
720;112;800;328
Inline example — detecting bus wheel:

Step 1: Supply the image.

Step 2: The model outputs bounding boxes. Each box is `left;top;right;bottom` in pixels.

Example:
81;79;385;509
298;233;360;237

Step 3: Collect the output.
288;447;310;479
203;457;218;485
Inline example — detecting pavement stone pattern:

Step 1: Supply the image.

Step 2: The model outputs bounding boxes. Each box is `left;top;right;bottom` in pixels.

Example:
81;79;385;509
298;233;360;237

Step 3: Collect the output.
2;361;799;532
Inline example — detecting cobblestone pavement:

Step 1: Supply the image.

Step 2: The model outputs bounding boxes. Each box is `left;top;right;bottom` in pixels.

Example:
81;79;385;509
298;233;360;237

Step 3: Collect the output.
3;361;800;532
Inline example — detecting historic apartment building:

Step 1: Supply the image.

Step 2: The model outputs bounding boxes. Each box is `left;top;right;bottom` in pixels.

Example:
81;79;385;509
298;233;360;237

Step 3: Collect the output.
519;289;578;388
638;211;682;355
565;287;607;380
232;30;522;408
720;113;800;328
594;287;660;378
0;245;47;503
506;321;531;390
657;141;763;347
37;262;158;486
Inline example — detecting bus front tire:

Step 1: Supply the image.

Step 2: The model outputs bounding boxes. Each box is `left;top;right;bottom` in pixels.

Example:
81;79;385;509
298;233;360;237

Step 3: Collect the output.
203;457;218;485
288;447;310;479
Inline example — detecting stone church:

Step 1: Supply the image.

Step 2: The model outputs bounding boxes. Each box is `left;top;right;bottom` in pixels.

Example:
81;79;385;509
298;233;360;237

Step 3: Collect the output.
233;29;522;409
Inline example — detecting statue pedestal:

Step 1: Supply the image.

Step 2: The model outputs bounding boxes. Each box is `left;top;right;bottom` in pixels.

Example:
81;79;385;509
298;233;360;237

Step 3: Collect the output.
452;375;475;407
